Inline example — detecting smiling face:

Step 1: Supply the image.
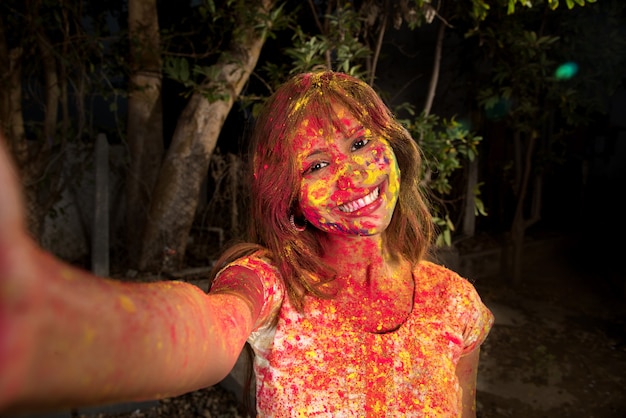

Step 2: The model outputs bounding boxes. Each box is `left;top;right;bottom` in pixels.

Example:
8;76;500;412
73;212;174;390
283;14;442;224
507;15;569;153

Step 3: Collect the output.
294;105;401;236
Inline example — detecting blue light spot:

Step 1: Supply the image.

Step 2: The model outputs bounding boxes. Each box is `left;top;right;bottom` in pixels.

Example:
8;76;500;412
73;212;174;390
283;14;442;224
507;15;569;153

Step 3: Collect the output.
555;62;579;80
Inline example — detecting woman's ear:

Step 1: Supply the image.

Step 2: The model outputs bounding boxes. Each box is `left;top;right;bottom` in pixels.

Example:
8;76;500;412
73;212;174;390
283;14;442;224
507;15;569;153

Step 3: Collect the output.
292;202;304;219
290;205;306;225
289;202;308;233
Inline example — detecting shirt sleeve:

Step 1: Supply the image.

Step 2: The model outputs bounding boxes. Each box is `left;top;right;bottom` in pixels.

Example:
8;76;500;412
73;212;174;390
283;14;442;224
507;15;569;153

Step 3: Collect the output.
211;253;285;333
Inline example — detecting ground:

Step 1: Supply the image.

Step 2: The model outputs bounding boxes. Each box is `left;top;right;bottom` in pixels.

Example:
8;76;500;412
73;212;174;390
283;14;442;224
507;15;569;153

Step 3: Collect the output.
474;249;626;418
15;234;626;418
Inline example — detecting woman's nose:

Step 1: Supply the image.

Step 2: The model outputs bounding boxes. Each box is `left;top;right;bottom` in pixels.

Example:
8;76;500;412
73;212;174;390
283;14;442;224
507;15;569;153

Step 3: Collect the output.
336;174;355;190
336;163;364;190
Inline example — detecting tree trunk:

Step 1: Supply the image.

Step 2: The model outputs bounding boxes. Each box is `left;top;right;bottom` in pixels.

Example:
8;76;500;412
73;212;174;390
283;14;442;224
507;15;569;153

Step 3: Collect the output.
1;6;57;241
0;19;27;225
126;0;164;267
367;0;388;87
138;0;276;272
29;8;64;240
36;29;60;144
0;16;25;146
510;131;539;284
423;19;445;116
462;157;478;237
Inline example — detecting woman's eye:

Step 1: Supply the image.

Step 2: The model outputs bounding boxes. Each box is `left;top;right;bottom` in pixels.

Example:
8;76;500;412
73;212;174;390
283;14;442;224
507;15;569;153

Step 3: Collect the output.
351;137;370;151
307;161;329;173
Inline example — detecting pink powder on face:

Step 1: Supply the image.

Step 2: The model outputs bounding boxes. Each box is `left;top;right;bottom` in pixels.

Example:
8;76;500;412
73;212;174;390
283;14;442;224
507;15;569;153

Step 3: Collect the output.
297;131;400;236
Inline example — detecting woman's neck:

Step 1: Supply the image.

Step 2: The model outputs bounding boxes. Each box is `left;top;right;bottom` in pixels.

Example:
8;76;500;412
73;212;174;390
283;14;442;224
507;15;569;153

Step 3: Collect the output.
319;233;415;333
320;233;398;285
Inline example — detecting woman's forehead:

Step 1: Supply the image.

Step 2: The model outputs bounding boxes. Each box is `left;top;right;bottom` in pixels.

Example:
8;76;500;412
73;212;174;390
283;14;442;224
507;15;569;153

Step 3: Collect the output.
294;121;353;152
297;104;361;137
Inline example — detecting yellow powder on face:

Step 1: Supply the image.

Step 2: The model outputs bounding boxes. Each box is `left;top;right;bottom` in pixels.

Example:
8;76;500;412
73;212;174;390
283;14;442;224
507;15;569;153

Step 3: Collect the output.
353;155;366;165
362;165;379;185
306;182;331;206
118;295;136;313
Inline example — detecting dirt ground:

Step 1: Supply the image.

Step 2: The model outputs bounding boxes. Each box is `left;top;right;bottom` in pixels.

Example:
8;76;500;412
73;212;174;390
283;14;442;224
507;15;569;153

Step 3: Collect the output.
474;246;626;418
11;235;626;418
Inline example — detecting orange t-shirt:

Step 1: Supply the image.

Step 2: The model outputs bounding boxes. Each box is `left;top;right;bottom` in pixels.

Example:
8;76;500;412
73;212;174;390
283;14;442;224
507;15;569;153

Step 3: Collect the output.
213;255;494;417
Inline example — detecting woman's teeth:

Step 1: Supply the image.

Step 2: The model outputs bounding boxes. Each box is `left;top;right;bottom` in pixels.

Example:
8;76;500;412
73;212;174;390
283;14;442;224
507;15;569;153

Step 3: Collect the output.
339;187;380;213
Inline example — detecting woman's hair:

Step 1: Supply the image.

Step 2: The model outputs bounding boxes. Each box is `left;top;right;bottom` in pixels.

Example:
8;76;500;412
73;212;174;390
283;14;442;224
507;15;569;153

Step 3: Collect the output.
211;71;433;311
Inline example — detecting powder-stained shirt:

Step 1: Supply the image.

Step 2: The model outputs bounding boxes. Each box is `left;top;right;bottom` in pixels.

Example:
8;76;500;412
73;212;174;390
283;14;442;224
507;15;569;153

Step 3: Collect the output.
213;254;494;417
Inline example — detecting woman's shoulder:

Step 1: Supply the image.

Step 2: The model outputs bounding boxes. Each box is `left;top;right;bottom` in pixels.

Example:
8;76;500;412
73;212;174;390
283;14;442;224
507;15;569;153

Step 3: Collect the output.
413;259;477;293
414;259;462;280
214;249;286;333
412;260;494;340
218;249;281;283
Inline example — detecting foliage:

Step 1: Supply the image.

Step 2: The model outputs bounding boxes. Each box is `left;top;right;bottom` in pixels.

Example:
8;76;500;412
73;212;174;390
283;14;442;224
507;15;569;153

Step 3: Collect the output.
397;105;485;246
468;0;597;22
1;0;127;142
1;0;616;264
552;0;626;124
473;0;624;174
160;0;286;102
476;28;562;133
462;0;615;282
285;3;371;76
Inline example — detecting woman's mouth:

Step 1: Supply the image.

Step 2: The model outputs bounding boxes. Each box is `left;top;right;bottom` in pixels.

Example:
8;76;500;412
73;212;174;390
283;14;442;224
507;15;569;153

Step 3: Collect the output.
338;186;381;213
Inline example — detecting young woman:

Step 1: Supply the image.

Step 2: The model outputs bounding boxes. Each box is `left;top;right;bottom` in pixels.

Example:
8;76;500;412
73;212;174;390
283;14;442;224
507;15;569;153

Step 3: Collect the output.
0;71;493;417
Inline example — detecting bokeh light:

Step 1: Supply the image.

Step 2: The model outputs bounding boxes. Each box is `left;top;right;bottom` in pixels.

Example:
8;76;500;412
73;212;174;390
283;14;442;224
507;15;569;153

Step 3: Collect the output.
555;62;579;80
484;98;512;120
458;118;472;133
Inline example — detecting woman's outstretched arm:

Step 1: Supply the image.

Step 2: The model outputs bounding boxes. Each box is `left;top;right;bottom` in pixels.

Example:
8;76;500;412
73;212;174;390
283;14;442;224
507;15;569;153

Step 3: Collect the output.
456;347;481;418
0;137;260;414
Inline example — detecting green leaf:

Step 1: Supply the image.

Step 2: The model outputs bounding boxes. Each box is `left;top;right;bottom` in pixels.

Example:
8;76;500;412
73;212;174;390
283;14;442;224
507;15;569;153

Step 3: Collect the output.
443;229;452;246
547;0;560;10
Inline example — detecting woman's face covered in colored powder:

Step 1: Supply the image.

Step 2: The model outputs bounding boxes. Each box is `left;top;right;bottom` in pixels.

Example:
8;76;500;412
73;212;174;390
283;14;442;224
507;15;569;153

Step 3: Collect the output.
294;105;401;236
